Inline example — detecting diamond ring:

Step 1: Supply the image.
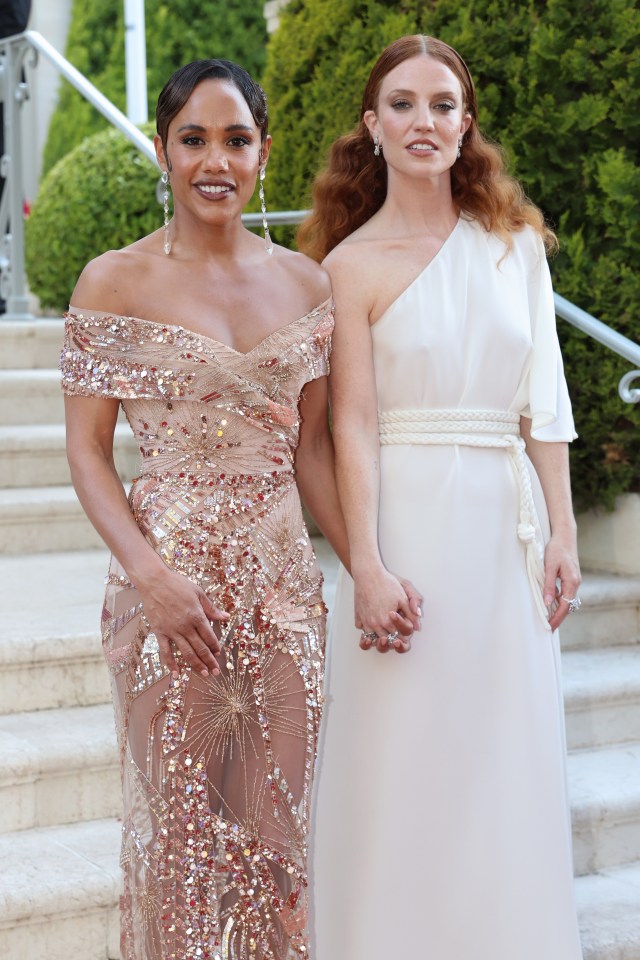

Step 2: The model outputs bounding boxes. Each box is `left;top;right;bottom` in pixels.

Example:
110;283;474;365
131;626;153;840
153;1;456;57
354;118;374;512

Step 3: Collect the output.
561;595;581;613
386;632;399;644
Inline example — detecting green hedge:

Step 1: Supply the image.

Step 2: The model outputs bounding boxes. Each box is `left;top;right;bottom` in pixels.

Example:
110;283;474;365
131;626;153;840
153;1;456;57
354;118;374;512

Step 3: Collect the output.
262;0;640;512
27;126;160;309
43;0;267;173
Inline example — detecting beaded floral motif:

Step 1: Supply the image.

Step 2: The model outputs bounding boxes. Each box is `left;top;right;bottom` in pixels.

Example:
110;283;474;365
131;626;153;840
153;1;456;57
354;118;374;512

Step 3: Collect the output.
61;301;333;960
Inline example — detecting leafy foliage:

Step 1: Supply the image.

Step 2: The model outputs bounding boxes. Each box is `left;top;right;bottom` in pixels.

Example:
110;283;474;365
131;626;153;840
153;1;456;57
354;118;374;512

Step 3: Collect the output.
263;0;640;510
27;126;160;309
43;0;267;173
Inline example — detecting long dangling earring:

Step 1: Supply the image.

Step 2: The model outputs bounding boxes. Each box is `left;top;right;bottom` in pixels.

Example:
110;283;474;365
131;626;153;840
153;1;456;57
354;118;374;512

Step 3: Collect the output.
161;171;171;255
259;165;273;256
457;137;463;160
373;134;381;157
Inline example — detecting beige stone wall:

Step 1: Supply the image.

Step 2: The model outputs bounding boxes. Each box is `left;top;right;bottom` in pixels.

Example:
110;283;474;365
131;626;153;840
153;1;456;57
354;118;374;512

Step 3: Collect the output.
578;493;640;576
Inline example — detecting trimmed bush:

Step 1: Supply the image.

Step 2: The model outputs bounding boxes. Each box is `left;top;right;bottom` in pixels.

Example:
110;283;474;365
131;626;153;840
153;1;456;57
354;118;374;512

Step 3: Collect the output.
27;126;160;309
263;0;640;511
43;0;268;173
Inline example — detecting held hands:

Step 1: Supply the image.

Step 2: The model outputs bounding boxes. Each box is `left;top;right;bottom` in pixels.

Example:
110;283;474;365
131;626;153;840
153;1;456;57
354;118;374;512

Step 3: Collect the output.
136;567;229;678
543;532;582;632
353;564;423;655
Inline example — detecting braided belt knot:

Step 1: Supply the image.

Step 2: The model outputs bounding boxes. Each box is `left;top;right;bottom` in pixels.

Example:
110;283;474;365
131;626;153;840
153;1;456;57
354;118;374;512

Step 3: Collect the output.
378;408;549;627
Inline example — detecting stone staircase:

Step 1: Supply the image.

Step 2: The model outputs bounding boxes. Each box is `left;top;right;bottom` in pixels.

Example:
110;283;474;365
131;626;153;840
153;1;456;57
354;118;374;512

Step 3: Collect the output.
1;319;639;959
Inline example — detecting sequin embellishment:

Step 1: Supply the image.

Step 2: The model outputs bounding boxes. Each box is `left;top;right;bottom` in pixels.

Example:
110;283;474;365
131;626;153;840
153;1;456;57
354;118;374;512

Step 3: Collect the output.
61;301;333;959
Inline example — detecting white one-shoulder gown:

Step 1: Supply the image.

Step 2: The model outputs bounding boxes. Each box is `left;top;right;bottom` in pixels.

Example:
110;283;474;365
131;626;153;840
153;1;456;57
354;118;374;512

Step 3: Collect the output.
312;217;583;960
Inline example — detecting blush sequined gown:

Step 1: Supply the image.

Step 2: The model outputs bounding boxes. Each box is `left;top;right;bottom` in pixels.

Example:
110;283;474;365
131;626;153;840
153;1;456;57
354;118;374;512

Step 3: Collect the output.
61;298;333;960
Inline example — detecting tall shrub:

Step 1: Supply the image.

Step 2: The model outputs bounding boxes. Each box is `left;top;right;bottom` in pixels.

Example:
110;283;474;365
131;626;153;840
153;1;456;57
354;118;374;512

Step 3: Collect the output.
27;127;159;309
43;0;267;173
263;0;640;511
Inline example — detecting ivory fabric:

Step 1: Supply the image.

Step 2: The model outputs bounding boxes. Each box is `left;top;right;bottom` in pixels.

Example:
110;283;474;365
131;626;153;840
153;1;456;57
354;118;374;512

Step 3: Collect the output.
61;300;334;960
311;219;583;959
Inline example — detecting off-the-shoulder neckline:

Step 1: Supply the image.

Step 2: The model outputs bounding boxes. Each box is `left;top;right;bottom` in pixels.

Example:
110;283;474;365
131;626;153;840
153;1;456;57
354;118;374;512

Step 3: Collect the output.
66;296;334;357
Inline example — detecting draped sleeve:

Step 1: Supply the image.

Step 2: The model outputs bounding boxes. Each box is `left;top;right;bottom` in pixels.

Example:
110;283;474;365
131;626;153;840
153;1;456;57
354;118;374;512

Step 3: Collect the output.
60;309;199;401
518;233;577;442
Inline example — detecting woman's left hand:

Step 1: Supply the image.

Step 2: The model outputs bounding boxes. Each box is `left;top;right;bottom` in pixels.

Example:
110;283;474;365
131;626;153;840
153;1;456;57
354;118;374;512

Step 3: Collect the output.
543;533;582;631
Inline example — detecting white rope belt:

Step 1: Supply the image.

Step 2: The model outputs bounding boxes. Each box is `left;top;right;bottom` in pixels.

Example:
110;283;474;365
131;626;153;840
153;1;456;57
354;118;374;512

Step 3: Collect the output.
378;409;548;626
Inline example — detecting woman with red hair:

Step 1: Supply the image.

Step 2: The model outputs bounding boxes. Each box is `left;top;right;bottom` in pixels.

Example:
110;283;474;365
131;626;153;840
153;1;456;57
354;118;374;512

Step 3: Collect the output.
304;35;583;959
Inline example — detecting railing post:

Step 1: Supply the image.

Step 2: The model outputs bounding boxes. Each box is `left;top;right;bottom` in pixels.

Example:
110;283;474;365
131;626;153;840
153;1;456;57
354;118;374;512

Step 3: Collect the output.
0;34;34;322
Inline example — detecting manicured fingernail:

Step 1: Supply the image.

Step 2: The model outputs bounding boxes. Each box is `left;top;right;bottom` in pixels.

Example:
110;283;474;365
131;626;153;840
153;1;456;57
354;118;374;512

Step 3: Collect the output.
200;668;209;677
417;607;422;617
544;595;553;606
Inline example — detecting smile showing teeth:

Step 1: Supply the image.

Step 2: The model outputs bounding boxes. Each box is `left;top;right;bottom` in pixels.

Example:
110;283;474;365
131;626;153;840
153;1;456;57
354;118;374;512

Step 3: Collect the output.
408;143;436;151
198;184;232;194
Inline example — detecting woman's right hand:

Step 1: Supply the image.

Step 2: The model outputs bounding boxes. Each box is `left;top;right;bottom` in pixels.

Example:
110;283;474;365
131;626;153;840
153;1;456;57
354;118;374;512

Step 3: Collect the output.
135;567;230;678
353;564;421;654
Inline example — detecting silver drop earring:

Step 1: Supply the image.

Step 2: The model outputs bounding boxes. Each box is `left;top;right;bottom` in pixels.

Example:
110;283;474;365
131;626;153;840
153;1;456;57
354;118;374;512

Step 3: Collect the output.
457;138;463;159
259;165;273;256
373;134;381;157
161;171;171;255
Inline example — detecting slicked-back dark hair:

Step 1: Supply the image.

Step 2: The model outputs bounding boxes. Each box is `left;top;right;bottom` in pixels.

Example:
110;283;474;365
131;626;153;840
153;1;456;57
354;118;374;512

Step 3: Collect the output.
156;59;269;154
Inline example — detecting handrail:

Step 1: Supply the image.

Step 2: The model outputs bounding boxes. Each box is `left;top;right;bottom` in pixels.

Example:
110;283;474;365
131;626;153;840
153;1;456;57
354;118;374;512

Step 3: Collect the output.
554;294;640;369
25;31;156;164
1;32;638;404
554;295;640;403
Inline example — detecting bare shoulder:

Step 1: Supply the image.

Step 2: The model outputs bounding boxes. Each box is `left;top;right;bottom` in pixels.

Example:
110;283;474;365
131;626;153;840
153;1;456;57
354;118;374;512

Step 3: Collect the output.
70;247;153;314
273;244;332;310
322;232;380;319
323;218;382;278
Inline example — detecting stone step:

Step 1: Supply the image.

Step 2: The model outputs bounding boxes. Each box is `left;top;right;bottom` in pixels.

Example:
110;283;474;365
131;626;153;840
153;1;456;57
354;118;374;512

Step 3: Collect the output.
0;484;108;553
0;818;120;960
0;423;139;488
576;861;640;960
570;743;640;876
564;647;640;750
0;549;111;714
560;573;640;652
0;318;64;369
0;368;64;424
0;703;119;833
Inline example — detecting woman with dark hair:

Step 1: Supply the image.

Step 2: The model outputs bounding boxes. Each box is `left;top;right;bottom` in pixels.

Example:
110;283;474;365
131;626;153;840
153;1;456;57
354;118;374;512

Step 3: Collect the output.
305;36;584;959
61;59;350;959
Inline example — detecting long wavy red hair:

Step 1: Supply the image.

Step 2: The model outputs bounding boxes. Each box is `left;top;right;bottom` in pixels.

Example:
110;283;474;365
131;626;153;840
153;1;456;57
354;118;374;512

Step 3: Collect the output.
297;35;556;261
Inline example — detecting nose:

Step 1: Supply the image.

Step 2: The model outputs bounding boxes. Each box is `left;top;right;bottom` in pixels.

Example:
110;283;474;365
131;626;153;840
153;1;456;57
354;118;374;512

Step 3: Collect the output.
203;142;229;172
414;104;435;131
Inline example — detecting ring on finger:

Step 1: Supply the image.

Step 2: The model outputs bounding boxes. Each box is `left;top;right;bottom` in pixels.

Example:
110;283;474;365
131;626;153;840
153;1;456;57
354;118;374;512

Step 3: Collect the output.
561;595;581;613
362;630;377;644
386;631;399;645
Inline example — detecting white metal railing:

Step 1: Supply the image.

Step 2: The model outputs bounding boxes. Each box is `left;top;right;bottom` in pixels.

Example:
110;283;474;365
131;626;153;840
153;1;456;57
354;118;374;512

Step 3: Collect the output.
1;31;638;404
0;29;156;322
554;294;640;403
